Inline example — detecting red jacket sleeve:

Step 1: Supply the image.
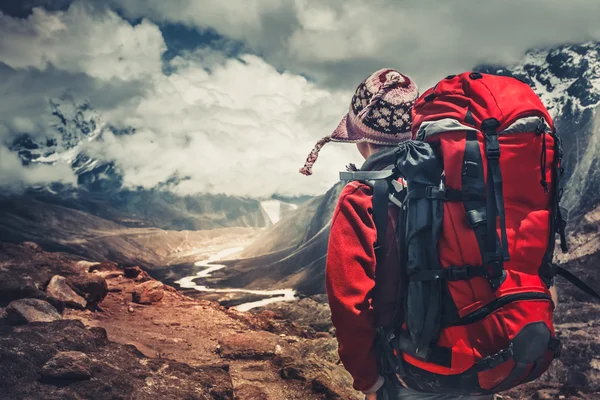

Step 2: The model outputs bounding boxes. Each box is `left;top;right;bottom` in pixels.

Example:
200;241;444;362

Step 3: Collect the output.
326;181;379;392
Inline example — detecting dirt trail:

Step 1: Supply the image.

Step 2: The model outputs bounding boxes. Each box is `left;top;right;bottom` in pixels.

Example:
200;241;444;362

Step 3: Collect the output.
66;268;360;400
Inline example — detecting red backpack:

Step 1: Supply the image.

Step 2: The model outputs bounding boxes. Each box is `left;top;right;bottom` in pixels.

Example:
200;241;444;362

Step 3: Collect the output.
340;72;600;395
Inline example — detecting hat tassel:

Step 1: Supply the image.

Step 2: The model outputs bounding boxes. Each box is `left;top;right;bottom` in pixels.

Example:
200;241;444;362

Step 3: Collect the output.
299;136;333;176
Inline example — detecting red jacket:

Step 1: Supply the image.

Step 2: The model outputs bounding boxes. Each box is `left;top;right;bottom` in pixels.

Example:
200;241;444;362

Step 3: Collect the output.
326;177;402;392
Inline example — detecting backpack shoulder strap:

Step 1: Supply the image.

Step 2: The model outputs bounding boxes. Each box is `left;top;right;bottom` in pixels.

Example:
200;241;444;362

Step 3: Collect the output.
371;179;390;266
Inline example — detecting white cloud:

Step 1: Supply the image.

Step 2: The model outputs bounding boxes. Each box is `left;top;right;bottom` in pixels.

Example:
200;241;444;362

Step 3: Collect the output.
0;2;166;80
0;146;77;190
88;51;360;197
0;3;362;197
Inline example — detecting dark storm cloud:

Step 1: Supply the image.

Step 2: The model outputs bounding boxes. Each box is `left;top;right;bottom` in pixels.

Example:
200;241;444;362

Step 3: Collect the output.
110;0;600;89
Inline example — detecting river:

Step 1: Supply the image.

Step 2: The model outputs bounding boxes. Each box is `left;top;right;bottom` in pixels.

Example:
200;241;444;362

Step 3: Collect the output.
174;247;297;312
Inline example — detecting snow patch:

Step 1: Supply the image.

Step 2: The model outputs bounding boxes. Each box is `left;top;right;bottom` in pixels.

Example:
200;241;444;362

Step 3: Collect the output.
260;199;298;225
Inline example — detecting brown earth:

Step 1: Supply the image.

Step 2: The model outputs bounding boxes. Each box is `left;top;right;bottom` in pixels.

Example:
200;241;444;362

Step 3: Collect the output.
0;242;361;400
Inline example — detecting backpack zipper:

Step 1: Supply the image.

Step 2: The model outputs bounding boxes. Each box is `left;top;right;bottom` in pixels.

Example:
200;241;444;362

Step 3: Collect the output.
448;292;553;327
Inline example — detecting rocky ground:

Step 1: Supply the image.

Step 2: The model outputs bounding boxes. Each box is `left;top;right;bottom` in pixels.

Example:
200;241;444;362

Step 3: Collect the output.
0;242;359;400
2;229;600;399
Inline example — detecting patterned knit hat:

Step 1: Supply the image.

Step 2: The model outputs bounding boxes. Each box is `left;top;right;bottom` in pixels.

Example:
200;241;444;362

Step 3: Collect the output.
299;68;419;176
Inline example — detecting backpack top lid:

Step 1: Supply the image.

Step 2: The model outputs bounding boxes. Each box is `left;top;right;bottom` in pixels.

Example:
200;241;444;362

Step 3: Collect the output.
411;72;554;138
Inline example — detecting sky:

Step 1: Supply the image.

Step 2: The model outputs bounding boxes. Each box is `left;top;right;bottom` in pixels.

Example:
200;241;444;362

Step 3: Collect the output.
1;0;600;197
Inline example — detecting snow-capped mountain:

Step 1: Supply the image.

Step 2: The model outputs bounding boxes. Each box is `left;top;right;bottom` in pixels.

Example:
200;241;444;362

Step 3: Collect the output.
11;96;106;167
4;96;272;231
477;41;600;221
259;199;298;225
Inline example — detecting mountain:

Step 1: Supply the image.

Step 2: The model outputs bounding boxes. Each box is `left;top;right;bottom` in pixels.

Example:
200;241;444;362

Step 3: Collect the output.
4;95;275;230
0;95;281;267
476;42;600;222
222;41;600;296
213;183;344;295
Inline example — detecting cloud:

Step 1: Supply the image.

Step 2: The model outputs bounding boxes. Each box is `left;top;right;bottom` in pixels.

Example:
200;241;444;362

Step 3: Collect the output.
113;0;600;89
0;3;361;197
3;1;599;197
0;146;77;191
87;51;359;197
0;2;165;80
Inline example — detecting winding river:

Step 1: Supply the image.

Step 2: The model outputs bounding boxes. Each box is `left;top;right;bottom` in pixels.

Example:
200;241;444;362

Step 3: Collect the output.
174;247;296;312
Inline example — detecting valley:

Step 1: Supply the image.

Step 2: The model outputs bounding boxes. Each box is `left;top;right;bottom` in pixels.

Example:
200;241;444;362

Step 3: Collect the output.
1;40;600;400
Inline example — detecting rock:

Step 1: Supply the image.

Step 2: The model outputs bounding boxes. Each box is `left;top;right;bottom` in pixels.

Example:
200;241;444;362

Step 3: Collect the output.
164;284;177;293
278;353;357;399
21;242;42;252
311;364;356;399
0;320;235;399
74;260;101;272
135;270;152;282
123;266;143;279
281;364;307;381
0;274;43;302
132;281;164;305
67;274;108;307
128;306;135;313
41;351;92;381
532;389;559;400
218;331;286;360
6;298;61;325
95;270;124;280
46;275;87;310
235;384;269;400
87;261;118;273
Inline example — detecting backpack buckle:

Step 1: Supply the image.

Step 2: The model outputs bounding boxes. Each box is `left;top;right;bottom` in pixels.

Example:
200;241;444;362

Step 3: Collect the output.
486;146;500;160
447;267;471;281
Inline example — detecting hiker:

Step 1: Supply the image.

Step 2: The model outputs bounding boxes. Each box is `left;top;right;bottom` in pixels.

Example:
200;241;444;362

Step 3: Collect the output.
298;69;596;400
300;68;439;399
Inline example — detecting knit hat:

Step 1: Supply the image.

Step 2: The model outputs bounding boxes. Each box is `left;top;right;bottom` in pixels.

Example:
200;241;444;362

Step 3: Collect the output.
299;68;419;176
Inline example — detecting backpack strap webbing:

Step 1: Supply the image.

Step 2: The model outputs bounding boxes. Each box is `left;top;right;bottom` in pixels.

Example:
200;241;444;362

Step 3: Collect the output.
482;118;509;290
556;265;600;300
462;129;489;279
372;179;390;269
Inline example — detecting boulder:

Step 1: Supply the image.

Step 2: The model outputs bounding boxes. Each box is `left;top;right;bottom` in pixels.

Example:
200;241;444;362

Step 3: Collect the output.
135;270;152;282
87;261;118;273
218;331;288;360
0;274;43;302
132;281;164;305
123;266;143;279
67;274;108;307
46;275;86;310
41;351;92;381
6;298;61;325
74;260;101;272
